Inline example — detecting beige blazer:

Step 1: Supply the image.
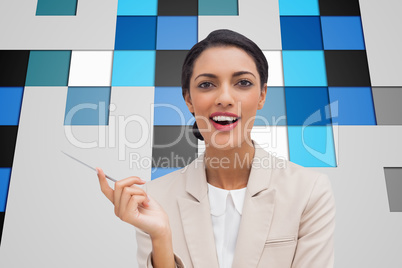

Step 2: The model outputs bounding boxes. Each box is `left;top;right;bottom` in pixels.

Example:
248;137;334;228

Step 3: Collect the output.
136;145;336;268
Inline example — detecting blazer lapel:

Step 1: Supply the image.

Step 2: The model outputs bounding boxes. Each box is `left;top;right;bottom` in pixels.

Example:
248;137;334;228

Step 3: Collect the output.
177;155;220;268
232;146;277;268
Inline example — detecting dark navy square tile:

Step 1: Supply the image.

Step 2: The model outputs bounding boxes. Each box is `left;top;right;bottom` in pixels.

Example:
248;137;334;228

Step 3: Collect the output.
114;16;157;50
285;87;331;126
280;16;323;50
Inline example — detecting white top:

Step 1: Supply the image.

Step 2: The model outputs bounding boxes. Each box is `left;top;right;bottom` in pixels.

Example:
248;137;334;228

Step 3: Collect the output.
207;183;247;268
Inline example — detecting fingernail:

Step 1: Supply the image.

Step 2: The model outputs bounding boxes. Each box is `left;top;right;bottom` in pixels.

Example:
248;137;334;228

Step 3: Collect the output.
141;178;146;183
96;168;99;175
147;195;150;202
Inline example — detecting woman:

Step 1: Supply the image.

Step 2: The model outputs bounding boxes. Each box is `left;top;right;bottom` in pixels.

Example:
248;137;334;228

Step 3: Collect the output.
96;29;336;268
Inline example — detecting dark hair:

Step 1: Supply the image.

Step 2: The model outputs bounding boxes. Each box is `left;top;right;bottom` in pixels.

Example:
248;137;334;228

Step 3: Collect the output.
182;29;269;141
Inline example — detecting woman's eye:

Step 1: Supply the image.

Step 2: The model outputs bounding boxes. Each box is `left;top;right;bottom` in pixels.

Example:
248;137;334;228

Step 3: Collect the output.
237;80;253;87
198;82;214;88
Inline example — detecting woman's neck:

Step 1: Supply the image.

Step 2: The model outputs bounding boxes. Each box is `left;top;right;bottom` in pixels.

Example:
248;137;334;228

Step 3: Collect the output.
204;140;255;190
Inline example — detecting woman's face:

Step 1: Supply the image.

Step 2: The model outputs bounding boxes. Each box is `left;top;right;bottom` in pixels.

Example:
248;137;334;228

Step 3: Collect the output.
185;46;267;150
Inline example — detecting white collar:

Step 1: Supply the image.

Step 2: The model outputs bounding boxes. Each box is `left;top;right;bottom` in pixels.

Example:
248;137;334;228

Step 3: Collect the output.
207;183;247;216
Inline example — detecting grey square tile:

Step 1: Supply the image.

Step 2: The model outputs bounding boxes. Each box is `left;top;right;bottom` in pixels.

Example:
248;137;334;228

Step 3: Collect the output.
152;125;198;168
372;87;402;125
384;167;402;212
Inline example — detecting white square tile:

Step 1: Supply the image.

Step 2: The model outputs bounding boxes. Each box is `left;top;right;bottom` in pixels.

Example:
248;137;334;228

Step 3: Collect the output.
263;51;284;87
251;126;289;160
68;51;114;86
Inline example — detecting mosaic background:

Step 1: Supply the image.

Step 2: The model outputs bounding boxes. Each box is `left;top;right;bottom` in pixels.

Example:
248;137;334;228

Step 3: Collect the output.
0;0;401;267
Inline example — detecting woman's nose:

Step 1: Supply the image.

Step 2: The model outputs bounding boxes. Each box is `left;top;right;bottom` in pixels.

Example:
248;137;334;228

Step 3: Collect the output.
215;84;235;107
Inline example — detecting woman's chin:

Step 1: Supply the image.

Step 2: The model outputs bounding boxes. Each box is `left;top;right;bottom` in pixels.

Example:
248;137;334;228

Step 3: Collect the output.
204;133;244;150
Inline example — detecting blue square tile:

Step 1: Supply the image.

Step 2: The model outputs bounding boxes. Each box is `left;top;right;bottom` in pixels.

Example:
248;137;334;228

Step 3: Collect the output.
151;167;182;180
282;51;327;86
64;87;111;125
0;87;24;126
117;0;157;15
288;126;336;167
321;16;365;50
0;168;11;212
112;51;156;86
285;87;331;126
255;87;287;126
26;51;71;86
156;16;198;50
280;16;323;50
154;87;194;125
328;87;376;125
115;16;157;50
279;0;320;15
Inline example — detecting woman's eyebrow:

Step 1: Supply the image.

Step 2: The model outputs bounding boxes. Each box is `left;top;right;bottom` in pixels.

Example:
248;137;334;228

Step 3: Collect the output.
194;71;256;81
194;73;217;81
233;71;256;78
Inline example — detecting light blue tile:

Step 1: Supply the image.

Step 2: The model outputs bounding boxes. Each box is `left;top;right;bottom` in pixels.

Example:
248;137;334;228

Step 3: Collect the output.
0;168;11;212
117;0;158;15
288;126;336;167
156;16;198;50
199;0;238;15
151;167;181;180
154;87;194;125
0;87;24;125
279;0;319;15
64;87;111;125
255;87;287;126
282;51;327;86
321;16;365;50
112;51;156;86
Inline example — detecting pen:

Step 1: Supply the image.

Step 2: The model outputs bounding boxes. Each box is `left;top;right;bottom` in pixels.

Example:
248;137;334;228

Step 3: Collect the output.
61;151;117;182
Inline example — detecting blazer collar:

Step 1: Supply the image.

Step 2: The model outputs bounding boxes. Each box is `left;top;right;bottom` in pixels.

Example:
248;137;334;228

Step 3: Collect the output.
184;141;274;201
177;141;276;267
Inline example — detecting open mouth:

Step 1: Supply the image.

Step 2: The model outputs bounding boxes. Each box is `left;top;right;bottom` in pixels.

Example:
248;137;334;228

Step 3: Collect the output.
210;116;239;125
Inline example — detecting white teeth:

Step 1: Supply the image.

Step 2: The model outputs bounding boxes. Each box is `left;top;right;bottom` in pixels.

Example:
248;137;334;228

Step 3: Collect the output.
212;116;237;122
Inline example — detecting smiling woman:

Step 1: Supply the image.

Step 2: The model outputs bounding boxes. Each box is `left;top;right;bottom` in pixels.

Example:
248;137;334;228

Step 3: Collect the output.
96;29;335;268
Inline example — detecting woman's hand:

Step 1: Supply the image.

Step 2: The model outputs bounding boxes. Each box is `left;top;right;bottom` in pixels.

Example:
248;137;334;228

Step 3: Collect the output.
96;167;171;239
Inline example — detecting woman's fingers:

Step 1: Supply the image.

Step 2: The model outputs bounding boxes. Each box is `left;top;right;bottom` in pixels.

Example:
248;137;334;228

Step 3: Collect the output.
113;176;146;215
118;186;149;219
125;194;148;224
96;167;114;203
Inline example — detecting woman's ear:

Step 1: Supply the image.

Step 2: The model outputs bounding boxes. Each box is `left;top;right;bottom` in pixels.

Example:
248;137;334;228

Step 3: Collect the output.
184;90;194;113
257;83;267;110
